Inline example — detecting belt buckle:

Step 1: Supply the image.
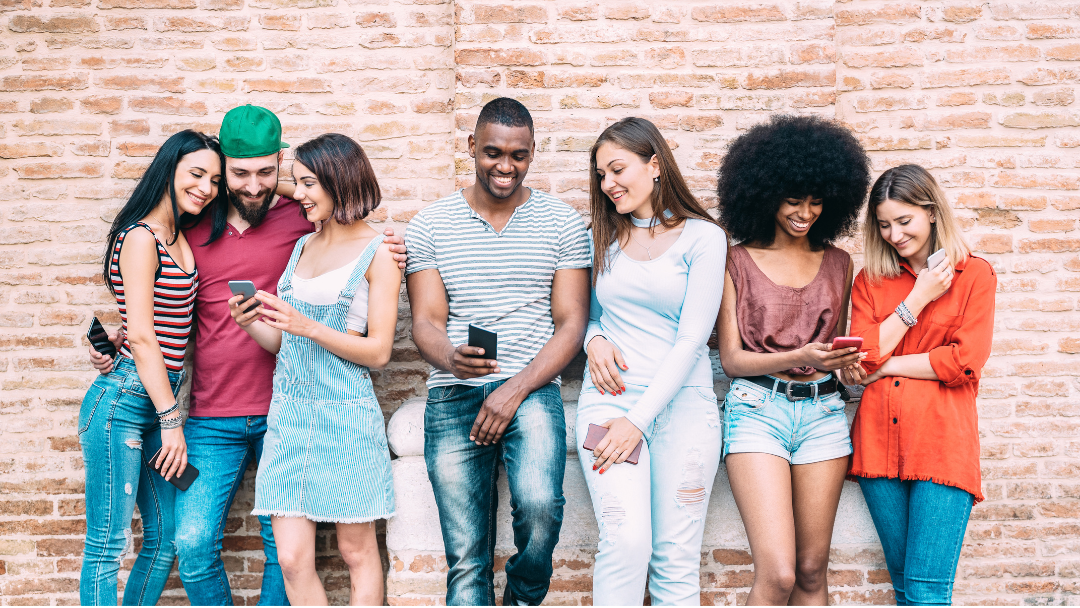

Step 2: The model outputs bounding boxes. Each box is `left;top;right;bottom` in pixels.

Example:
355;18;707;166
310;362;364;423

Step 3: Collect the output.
785;381;819;401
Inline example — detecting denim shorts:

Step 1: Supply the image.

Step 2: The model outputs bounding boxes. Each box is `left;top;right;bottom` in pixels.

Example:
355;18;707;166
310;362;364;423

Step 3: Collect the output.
723;374;852;465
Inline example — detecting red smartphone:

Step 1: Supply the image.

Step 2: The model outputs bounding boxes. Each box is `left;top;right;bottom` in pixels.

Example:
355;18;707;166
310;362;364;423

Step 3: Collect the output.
582;423;642;465
832;336;864;351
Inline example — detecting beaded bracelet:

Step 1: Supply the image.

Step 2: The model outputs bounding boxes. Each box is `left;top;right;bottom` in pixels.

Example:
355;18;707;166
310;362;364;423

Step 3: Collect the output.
155;403;179;420
895;301;917;327
159;415;184;430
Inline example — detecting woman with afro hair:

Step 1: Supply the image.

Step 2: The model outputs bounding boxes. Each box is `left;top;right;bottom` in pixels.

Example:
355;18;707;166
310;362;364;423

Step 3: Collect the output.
714;114;871;605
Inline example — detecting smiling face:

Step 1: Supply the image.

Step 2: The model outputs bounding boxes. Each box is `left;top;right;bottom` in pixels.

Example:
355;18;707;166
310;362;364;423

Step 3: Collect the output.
469;122;533;200
171;148;221;216
774;195;823;241
876;198;935;261
291;160;334;223
594;141;660;217
224;152;280;225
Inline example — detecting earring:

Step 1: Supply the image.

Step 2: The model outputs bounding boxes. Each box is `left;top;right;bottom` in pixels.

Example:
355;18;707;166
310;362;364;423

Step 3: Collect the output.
654;177;659;182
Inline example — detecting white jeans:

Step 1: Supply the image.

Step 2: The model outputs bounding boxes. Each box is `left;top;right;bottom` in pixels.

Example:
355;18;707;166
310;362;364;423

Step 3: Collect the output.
576;383;723;605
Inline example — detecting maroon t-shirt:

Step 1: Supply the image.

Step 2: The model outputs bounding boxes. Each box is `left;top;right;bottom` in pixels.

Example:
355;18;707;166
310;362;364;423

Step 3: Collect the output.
184;196;312;417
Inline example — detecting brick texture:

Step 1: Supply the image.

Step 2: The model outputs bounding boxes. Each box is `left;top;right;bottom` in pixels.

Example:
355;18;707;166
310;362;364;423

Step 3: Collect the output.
1;0;1078;605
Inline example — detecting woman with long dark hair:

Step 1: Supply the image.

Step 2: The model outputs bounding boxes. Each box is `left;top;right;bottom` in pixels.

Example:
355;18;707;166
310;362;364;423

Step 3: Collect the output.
849;165;993;605
579;117;727;604
714;115;870;605
229;133;399;605
80;130;224;605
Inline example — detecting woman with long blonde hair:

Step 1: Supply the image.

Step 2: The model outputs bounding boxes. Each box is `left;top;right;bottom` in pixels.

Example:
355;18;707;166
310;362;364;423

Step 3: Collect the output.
849;164;995;605
579;117;727;604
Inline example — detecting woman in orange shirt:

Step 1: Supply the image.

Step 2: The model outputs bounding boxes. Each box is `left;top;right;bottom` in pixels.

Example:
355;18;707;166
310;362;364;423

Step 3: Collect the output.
848;165;996;606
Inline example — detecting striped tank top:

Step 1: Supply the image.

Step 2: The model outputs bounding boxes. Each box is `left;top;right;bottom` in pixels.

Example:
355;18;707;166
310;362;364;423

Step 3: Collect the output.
109;222;198;371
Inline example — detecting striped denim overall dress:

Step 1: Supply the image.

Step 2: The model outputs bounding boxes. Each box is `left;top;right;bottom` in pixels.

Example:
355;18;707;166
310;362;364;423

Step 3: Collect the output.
252;234;395;523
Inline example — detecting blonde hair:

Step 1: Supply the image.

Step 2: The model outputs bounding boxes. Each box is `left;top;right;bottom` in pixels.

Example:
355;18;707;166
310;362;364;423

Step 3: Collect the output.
863;164;970;282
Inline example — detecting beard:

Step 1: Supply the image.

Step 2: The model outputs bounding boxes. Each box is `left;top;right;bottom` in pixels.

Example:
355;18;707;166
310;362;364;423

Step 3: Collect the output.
228;188;275;227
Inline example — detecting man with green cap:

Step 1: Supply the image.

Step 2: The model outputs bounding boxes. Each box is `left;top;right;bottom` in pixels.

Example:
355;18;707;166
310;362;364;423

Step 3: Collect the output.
89;105;406;605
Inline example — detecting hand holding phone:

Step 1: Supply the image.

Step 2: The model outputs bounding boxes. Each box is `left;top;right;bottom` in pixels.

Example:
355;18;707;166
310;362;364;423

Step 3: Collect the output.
146;447;199;491
86;317;118;359
582;423;643;465
831;336;863;351
228;280;258;313
448;324;500;380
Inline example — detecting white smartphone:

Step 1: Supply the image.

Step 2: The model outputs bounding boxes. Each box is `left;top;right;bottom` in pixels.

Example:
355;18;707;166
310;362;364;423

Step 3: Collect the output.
927;248;947;270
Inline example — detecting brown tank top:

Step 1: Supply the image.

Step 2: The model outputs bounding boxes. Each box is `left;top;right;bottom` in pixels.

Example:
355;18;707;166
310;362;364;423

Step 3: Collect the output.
728;244;850;377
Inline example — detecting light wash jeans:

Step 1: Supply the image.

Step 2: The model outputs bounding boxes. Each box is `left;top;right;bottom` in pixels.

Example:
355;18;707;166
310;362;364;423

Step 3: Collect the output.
857;477;974;606
79;356;184;606
174;415;288;606
425;381;566;606
576;382;722;606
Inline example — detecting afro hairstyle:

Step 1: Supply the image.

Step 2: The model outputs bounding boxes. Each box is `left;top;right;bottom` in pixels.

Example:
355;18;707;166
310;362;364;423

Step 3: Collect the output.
716;114;871;247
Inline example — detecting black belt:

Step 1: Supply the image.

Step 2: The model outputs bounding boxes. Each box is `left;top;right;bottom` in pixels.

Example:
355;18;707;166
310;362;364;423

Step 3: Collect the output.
738;375;843;401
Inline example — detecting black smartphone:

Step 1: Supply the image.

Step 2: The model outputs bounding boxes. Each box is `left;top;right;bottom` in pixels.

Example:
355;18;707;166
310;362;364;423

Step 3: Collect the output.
86;317;117;359
228;280;258;313
146;448;199;491
467;323;497;361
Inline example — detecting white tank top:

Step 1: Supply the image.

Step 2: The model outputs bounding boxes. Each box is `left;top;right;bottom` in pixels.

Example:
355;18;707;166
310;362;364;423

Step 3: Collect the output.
290;251;370;334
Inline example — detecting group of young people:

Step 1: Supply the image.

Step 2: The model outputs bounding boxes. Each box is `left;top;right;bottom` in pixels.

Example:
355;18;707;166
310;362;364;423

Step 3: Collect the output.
81;99;994;607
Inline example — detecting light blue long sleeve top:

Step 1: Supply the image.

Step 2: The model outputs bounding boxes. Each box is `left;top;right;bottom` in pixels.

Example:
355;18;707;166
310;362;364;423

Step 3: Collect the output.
584;218;728;432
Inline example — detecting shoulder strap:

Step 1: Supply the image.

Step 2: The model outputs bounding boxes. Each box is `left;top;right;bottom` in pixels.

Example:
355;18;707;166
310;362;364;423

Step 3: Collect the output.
115;222;163;281
278;232;314;292
339;235;385;300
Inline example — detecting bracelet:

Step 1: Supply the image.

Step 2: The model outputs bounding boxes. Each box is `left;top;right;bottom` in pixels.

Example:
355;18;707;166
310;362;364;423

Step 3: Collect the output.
159;415;184;430
895;301;917;327
155;403;179;419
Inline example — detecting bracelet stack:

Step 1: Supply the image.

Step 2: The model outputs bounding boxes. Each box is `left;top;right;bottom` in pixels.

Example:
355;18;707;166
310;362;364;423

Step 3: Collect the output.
157;403;183;429
895;301;917;327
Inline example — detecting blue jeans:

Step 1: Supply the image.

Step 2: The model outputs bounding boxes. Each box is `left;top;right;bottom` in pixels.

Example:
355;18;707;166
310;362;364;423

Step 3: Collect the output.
425;381;566;606
577;383;722;605
174;416;288;606
79;356;183;606
857;477;974;606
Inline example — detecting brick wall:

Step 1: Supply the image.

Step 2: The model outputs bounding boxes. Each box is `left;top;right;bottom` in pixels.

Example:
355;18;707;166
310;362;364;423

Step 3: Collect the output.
1;0;1077;604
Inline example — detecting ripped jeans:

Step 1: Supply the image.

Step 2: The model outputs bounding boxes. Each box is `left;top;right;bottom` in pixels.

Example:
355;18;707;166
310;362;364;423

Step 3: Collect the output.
576;382;722;605
79;356;185;606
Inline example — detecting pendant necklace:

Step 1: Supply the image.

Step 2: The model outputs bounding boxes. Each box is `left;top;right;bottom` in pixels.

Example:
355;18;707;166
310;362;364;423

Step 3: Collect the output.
628;210;672;260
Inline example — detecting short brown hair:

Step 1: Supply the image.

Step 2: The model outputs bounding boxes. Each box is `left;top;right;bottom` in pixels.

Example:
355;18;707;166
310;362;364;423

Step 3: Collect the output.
293;133;381;224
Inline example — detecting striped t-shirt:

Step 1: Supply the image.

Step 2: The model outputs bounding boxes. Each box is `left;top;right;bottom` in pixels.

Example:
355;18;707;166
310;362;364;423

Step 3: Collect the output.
405;189;591;389
110;222;199;372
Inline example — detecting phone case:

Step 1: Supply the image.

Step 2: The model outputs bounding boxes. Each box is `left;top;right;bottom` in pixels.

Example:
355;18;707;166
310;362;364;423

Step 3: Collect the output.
146;448;200;491
832;337;864;350
582;423;642;465
87;318;118;358
468;324;498;360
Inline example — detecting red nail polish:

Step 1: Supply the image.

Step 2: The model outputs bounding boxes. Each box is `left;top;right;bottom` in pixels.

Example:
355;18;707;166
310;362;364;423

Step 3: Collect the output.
592;464;597;471
599;469;606;474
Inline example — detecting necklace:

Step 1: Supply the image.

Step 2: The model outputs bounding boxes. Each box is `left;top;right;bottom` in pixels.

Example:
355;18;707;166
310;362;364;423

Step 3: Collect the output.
627;209;675;260
629;230;659;260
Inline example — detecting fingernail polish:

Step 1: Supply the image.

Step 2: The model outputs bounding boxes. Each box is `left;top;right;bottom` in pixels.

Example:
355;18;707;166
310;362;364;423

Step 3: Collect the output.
599;469;605;475
592;464;597;471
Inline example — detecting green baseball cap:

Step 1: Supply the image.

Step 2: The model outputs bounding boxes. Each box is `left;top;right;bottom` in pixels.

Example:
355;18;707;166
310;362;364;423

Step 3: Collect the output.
219;105;289;159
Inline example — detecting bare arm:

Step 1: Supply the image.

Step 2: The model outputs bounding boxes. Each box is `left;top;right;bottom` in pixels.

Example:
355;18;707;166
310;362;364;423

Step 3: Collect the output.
229;293;283;354
470;267;591;445
117;229;187;479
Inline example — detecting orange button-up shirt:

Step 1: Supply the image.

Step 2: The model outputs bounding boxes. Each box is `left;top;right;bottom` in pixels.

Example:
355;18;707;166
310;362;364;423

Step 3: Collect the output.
848;255;996;503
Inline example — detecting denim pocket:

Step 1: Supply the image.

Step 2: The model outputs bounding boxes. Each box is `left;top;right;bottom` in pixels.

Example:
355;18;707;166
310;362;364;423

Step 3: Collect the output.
726;380;770;412
818;393;847;416
79;383;109;436
426;384;468;404
691;386;718;403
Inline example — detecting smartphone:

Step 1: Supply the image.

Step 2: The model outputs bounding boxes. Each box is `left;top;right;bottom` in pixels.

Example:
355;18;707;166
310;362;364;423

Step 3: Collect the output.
467;323;497;361
582;423;642;465
927;248;947;270
228;280;258;313
86;317;117;359
146;447;199;491
831;336;864;351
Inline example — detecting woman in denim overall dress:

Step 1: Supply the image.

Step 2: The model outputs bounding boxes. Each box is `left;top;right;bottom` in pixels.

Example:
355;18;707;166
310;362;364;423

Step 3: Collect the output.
230;134;399;605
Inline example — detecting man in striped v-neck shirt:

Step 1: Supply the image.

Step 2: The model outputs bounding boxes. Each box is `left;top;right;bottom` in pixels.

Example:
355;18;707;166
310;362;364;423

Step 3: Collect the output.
405;98;591;606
